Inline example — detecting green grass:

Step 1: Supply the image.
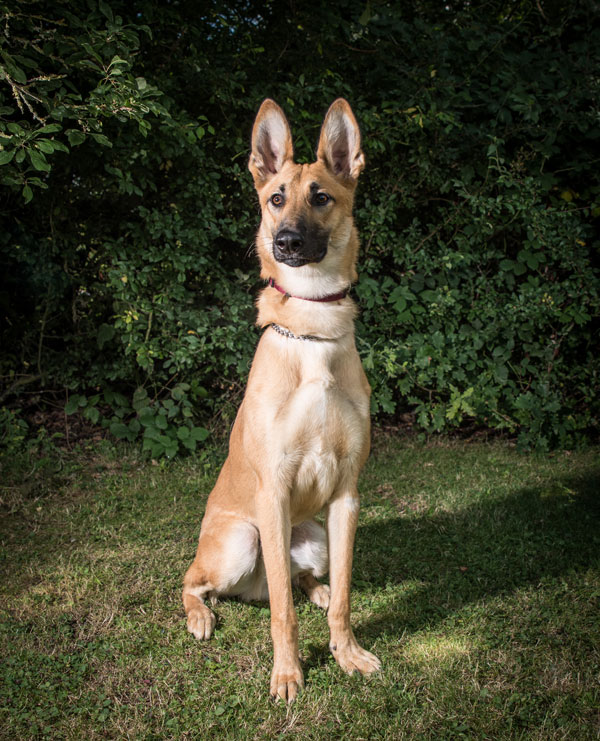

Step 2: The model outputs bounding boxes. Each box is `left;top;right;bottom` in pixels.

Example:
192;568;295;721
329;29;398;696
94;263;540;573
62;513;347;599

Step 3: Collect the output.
1;436;599;739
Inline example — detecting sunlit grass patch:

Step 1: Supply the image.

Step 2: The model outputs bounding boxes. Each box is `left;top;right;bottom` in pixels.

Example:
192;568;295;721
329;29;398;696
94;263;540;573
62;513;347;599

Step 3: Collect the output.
402;631;475;667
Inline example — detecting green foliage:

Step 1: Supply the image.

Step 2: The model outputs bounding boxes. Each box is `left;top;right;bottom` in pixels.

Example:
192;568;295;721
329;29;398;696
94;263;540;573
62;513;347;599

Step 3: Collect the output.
0;407;28;453
65;385;209;458
356;154;599;450
1;0;599;453
348;1;599;450
0;0;167;200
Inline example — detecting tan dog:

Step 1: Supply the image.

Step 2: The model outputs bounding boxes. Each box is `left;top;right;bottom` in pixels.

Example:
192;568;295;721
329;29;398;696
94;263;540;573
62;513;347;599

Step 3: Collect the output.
183;98;380;701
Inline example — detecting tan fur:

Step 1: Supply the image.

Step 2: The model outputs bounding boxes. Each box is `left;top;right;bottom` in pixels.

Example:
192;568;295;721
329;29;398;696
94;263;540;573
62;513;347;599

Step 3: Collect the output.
183;98;380;702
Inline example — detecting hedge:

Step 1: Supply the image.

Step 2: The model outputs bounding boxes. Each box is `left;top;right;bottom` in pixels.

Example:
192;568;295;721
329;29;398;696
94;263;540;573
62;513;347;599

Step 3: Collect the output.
1;0;598;453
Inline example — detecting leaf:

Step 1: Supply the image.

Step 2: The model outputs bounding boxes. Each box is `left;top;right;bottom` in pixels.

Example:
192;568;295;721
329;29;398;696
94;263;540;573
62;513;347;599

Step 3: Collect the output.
190;426;209;442
50;140;69;153
36;124;62;134
171;385;186;401
513;261;527;276
142;438;164;457
495;364;508;383
28;149;51;172
358;2;372;26
128;418;141;434
36;140;55;154
90;133;112;147
139;407;156;427
143;424;162;441
163;440;179;458
132;388;150;411
66;130;86;146
65;395;84;415
7;62;27;84
109;421;132;440
0;149;15;165
154;414;168;430
99;0;114;21
97;323;115;348
84;407;100;424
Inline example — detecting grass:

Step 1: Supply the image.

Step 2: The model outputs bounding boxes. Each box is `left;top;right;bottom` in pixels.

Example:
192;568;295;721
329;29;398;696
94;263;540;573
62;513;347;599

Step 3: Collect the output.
1;435;599;739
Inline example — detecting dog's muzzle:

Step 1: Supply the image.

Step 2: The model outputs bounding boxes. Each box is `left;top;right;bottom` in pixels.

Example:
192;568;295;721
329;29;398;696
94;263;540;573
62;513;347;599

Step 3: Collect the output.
273;228;327;267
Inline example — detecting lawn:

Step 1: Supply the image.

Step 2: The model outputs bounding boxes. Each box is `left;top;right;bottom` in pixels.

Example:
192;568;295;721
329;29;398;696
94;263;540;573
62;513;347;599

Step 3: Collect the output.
1;435;599;739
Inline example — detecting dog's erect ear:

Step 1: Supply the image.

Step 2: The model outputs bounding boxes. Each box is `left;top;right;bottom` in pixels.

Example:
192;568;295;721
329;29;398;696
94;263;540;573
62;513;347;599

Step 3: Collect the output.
317;99;364;180
249;99;294;186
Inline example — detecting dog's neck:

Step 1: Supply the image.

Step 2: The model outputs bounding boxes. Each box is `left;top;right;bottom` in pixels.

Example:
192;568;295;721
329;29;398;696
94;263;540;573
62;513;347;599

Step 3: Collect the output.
267;278;349;303
256;284;357;341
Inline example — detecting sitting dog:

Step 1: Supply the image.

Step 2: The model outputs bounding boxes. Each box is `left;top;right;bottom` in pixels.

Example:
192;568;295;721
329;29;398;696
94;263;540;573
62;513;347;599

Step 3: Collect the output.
183;98;380;701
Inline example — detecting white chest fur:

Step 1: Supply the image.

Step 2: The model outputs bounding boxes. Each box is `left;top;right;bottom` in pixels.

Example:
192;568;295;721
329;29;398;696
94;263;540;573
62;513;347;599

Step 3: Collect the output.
268;333;369;521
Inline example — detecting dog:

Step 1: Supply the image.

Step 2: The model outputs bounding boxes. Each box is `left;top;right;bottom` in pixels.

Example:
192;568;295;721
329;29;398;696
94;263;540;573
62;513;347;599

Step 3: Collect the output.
182;98;380;702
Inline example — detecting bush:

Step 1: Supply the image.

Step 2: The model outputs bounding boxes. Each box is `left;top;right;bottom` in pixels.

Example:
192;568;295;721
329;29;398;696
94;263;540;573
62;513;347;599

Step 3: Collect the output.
1;0;598;453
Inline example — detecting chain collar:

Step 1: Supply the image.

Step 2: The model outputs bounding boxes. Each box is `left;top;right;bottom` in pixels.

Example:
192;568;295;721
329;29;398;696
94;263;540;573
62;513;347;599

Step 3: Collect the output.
269;323;328;342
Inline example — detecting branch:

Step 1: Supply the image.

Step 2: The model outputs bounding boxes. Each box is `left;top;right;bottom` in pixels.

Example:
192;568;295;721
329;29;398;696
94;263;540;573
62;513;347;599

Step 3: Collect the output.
0;374;42;404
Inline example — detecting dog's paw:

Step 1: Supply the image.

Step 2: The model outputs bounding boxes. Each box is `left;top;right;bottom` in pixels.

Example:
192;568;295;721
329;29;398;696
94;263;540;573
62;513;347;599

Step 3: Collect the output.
298;575;330;611
308;582;330;611
330;638;381;676
270;662;304;703
186;604;216;640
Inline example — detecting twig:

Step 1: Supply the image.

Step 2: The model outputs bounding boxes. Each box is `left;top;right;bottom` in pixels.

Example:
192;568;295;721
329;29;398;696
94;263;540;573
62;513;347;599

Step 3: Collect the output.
64;388;70;448
37;301;49;382
0;374;42;404
535;0;549;22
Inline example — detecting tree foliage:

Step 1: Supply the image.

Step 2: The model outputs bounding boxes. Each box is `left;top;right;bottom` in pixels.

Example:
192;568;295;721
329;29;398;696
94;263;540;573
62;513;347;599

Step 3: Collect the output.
1;0;599;453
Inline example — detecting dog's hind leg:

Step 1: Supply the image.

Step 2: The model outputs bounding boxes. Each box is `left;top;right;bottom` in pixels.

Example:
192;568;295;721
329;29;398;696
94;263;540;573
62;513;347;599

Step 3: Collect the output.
298;573;330;610
291;520;330;611
183;515;261;639
182;580;217;640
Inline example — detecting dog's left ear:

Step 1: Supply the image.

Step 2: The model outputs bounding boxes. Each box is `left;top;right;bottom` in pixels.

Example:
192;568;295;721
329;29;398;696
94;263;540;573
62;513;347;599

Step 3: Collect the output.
317;99;364;180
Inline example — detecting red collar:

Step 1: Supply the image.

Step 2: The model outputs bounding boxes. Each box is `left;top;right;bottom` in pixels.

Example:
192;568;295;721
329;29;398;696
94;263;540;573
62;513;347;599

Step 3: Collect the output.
267;278;348;303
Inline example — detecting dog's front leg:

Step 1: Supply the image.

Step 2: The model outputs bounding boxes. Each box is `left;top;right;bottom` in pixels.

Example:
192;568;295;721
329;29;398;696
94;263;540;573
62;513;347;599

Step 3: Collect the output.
256;490;303;702
327;490;382;676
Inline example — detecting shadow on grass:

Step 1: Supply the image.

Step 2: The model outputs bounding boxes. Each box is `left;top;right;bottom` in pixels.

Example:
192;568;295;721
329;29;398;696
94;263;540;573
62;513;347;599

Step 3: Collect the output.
352;470;600;642
2;456;598;676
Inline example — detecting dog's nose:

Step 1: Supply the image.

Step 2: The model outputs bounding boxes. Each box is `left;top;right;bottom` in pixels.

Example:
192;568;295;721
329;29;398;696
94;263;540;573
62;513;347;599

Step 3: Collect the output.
274;229;304;255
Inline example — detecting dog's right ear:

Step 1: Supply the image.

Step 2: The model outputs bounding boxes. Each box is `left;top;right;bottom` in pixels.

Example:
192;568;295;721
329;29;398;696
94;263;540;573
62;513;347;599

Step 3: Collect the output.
249;99;294;186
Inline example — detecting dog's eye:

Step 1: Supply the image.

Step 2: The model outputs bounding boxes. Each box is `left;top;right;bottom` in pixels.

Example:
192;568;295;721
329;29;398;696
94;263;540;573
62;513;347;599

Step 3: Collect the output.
270;193;284;207
314;193;330;206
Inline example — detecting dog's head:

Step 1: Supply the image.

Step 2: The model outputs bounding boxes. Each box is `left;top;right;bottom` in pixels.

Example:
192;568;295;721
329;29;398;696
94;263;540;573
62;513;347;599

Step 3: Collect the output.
248;99;364;297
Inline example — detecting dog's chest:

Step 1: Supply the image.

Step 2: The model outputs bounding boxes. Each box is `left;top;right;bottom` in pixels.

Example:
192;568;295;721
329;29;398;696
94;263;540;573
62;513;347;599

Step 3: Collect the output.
275;340;369;518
